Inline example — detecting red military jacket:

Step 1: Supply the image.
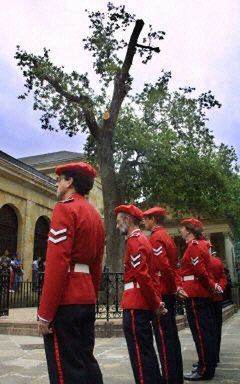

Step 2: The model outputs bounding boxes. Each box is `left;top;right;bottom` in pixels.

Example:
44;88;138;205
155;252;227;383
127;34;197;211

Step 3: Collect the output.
149;226;180;295
121;229;161;311
179;239;215;297
209;255;227;302
38;193;105;321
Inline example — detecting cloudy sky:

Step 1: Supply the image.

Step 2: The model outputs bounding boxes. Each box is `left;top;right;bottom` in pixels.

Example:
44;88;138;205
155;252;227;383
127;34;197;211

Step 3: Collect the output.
0;0;239;159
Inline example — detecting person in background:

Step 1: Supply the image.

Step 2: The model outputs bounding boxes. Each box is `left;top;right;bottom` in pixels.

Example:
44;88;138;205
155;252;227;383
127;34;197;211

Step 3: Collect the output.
32;256;41;291
9;257;15;292
0;249;11;272
13;254;23;292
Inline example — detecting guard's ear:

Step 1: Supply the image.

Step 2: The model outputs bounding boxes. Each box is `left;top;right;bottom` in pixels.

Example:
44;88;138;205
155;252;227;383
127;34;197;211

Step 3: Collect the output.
66;176;74;188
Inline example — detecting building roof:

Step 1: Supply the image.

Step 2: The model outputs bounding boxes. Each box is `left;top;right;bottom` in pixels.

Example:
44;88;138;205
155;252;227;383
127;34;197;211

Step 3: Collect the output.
19;151;84;166
0;150;55;185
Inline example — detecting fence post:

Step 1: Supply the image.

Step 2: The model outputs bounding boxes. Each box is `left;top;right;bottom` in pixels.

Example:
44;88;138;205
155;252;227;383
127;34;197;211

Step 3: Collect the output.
0;271;10;316
106;272;110;321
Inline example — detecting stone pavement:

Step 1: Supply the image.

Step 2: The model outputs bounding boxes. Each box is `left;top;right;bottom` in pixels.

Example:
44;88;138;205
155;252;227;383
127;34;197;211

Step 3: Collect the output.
0;311;239;384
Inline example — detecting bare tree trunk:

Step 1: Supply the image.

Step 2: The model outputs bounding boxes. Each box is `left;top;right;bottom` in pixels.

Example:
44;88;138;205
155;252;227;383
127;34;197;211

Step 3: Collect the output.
97;133;125;272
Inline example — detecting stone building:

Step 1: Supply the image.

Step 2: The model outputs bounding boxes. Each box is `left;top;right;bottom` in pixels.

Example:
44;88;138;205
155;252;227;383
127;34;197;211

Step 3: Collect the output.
20;151;103;216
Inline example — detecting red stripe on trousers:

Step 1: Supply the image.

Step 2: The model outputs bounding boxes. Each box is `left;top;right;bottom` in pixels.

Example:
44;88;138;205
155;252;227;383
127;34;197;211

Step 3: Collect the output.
157;316;168;383
53;328;65;384
191;299;206;375
130;310;144;384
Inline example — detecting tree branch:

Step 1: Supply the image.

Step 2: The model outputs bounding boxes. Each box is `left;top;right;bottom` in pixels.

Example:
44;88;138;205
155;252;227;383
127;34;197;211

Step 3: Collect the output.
136;44;160;53
109;19;145;127
37;73;100;139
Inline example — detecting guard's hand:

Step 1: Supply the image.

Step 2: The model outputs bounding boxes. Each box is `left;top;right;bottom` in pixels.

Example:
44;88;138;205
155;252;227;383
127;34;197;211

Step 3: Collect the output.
214;283;223;294
176;287;188;300
38;319;53;336
155;302;168;316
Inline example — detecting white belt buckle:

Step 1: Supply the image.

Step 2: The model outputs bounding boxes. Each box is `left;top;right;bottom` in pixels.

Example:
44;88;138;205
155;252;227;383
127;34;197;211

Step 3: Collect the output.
183;275;194;281
124;282;140;290
68;264;89;273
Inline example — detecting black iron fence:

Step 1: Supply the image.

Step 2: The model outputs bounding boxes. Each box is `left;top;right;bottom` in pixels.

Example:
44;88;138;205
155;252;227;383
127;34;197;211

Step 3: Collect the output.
0;272;9;316
0;271;234;319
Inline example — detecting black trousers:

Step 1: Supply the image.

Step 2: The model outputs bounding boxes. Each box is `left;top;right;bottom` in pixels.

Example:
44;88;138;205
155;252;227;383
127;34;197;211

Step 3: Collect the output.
123;309;163;384
43;304;103;384
152;294;184;384
212;300;223;363
185;298;217;378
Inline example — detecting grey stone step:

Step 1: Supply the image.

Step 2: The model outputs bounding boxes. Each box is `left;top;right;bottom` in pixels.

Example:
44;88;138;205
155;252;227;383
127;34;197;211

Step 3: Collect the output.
0;305;236;337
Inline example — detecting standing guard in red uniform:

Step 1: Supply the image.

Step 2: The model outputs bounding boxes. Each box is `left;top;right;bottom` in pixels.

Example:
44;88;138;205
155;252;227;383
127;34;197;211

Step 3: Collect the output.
143;207;187;384
115;204;166;384
179;218;222;381
209;249;227;364
38;162;105;384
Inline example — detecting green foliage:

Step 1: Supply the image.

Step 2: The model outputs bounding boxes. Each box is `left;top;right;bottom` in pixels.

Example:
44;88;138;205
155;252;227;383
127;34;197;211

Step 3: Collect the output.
101;71;239;220
15;46;95;135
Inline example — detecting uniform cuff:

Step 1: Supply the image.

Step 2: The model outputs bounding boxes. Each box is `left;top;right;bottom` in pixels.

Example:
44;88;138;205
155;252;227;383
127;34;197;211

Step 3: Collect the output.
38;314;51;322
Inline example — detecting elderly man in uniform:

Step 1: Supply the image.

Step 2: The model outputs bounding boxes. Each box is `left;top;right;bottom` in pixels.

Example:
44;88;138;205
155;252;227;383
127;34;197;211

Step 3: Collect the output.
143;206;187;384
115;204;166;384
38;162;105;384
179;218;222;381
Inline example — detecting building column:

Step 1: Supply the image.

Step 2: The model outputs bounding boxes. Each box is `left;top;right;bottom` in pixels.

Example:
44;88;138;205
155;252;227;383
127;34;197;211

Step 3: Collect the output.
21;200;36;280
224;233;235;283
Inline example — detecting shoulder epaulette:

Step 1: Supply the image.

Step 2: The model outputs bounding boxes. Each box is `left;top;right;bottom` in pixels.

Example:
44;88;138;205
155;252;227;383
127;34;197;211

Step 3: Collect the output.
58;197;74;204
192;239;198;245
129;230;141;238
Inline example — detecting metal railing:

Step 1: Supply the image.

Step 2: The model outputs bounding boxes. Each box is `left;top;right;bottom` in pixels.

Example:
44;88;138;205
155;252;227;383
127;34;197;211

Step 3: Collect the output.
0;272;9;316
1;271;233;319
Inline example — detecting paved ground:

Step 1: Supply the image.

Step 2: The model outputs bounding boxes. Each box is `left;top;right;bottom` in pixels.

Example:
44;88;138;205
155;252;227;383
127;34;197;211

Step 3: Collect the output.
0;311;239;383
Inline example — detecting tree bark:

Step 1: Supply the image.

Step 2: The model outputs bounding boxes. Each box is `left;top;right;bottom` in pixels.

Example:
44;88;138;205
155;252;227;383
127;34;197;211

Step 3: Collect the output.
96;131;125;272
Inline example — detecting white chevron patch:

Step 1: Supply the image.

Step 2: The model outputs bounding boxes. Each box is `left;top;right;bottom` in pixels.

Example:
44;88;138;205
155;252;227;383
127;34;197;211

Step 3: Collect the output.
153;246;163;256
131;261;141;268
130;254;141;268
50;228;67;236
49;235;67;244
131;254;141;262
191;257;199;266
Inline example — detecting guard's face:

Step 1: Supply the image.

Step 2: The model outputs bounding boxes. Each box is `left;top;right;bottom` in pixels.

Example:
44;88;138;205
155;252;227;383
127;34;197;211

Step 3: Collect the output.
143;216;154;231
56;175;72;201
180;226;189;240
116;213;129;235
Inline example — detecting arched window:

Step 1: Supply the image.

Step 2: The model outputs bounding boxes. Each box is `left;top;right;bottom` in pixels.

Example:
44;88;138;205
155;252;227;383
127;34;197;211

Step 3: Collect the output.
33;217;49;262
0;204;18;256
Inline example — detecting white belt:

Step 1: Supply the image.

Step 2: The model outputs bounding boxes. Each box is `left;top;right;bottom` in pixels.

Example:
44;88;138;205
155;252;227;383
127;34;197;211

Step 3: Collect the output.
182;275;195;281
156;271;162;277
124;282;140;290
68;263;89;273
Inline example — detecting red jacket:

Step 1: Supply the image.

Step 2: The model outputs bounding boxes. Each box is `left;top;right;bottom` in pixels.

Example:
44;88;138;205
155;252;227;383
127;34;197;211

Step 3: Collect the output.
149;226;180;295
121;229;161;311
209;255;227;301
179;239;215;297
38;193;105;321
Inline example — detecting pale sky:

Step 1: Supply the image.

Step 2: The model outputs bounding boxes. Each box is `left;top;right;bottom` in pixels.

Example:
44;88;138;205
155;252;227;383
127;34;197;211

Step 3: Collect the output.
0;0;239;158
